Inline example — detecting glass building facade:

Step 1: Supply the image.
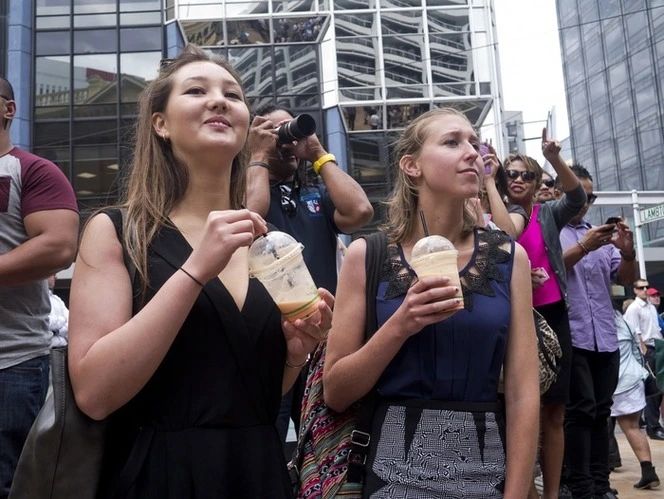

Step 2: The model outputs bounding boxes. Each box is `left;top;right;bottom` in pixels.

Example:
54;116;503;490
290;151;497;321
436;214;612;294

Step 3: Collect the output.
6;0;502;228
556;0;664;247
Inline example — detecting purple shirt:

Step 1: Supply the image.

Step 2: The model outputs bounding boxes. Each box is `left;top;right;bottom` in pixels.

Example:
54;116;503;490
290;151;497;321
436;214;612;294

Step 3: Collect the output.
560;221;621;352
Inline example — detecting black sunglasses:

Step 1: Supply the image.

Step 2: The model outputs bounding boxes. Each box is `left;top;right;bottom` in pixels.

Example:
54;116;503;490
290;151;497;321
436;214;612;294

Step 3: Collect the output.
541;179;555;188
279;184;298;216
506;169;537;182
635;285;649;290
587;193;598;204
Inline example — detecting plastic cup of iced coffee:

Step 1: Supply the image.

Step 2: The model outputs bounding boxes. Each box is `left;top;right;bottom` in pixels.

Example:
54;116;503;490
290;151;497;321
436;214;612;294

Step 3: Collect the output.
410;235;464;312
248;231;321;322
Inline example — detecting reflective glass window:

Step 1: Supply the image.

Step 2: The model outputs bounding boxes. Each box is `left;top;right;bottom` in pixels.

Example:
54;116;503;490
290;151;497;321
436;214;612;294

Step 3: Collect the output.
426;0;469;5
229;47;275;97
224;0;269;18
120;11;162;25
333;0;376;10
383;34;425;83
36;16;71;29
339;87;382;101
72;145;119;198
74;29;117;53
72;54;118;117
181;21;224;47
630;49;652;79
626;11;649;52
74;14;117;27
599;0;621;19
383;0;420;7
72;119;118;145
274;45;318;96
578;1;599;23
582;23;603;76
623;0;646;13
272;16;325;43
427;9;469;34
119;52;161;102
349;133;391;200
557;0;578;28
335;13;375;38
73;0;117;14
634;77;657;120
36;31;71;56
561;25;580;59
386;103;428;129
34;123;71;148
177;2;223;19
272;0;315;13
602;19;625;62
617;134;637;166
35;56;72;119
612;95;634;133
120;0;162;11
381;10;422;35
120;27;161;51
227;20;270;45
568;83;588;120
37;0;70;16
337;37;379;88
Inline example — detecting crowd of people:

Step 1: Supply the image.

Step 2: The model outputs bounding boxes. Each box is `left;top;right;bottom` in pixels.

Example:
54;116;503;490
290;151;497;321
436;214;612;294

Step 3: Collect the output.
0;44;662;499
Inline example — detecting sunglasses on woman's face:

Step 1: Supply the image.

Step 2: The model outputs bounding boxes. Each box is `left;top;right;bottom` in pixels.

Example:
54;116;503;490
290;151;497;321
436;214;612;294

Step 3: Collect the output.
505;169;537;182
541;179;555;188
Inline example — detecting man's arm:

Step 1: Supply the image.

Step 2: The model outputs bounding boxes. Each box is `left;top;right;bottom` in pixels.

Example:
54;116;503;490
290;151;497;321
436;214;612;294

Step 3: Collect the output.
245;116;279;217
0;209;79;286
318;159;373;234
292;134;373;234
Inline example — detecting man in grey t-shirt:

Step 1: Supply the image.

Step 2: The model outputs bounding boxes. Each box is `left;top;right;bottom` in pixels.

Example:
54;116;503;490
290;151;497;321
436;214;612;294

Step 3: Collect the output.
0;76;79;498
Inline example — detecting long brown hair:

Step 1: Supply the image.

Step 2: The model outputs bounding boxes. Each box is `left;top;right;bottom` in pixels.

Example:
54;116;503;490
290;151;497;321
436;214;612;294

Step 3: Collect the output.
384;107;478;244
120;44;248;292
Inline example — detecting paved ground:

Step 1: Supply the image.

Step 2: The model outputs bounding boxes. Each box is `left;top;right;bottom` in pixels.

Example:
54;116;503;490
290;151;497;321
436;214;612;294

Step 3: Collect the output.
609;426;663;498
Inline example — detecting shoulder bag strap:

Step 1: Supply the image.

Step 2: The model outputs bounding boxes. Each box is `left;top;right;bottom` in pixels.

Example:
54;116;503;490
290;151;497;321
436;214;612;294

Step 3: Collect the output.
347;231;387;484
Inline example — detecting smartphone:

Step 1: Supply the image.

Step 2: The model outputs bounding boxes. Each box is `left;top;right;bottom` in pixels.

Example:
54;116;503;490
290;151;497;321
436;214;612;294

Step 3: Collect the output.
605;217;621;225
479;142;490;158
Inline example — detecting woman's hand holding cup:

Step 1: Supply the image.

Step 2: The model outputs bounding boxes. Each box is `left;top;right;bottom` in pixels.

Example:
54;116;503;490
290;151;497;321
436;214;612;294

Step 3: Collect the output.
183;209;267;284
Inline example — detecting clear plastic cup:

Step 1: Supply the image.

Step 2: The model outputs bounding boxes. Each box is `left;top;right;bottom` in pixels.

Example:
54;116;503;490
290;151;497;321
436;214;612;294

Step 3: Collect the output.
410;235;464;311
248;231;321;321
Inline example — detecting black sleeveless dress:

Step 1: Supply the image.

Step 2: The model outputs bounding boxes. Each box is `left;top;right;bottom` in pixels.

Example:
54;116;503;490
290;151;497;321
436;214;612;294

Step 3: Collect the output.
101;212;293;499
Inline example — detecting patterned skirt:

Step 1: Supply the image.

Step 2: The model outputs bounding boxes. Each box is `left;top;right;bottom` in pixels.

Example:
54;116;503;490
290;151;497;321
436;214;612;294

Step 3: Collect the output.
363;399;506;499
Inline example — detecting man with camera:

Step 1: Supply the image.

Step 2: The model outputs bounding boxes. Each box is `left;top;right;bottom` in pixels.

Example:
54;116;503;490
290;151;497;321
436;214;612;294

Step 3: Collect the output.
246;105;373;295
246;105;373;444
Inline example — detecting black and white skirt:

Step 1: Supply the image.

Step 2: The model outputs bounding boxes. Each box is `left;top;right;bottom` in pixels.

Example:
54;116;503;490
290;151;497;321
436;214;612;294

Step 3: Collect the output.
363;399;506;499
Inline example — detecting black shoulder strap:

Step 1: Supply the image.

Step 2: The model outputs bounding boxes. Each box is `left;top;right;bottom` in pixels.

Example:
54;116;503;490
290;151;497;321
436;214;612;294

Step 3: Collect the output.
363;231;387;342
347;231;387;484
104;208;139;312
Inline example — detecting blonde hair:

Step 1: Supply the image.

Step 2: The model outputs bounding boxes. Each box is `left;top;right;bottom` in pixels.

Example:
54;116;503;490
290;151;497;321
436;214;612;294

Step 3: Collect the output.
119;44;248;292
383;107;478;244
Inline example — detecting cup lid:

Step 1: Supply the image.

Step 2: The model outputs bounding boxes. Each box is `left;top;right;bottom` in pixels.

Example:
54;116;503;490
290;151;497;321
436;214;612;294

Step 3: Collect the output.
248;231;303;275
412;235;455;259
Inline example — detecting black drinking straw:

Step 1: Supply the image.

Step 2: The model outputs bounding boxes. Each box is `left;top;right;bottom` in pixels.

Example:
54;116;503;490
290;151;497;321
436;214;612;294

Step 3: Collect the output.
419;210;430;236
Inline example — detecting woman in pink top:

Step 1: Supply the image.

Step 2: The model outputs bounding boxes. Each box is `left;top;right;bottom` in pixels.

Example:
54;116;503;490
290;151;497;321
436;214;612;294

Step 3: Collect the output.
497;130;586;499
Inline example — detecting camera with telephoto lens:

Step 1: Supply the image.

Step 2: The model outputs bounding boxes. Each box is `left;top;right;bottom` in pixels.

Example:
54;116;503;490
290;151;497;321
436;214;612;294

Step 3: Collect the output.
276;114;316;144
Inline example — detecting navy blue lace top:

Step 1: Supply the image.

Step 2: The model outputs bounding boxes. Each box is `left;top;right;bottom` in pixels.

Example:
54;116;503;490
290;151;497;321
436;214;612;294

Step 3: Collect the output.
375;228;514;403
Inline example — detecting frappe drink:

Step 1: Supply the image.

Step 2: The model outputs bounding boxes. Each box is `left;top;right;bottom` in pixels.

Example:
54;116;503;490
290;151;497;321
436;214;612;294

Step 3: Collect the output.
248;231;321;321
410;235;464;312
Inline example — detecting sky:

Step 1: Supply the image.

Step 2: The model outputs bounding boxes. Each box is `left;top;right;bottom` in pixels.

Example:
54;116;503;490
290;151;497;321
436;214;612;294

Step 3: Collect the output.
491;0;569;163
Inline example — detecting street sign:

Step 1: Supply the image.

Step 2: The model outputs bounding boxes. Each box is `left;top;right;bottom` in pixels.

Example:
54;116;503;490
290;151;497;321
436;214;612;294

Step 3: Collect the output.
640;203;664;224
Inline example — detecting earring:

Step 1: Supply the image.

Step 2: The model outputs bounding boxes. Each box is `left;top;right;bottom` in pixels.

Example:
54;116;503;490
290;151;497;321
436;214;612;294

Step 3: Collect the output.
161;132;168;142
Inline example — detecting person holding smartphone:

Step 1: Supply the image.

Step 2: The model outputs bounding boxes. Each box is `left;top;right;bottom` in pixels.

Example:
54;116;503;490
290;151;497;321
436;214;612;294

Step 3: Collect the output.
500;129;587;499
559;164;636;499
